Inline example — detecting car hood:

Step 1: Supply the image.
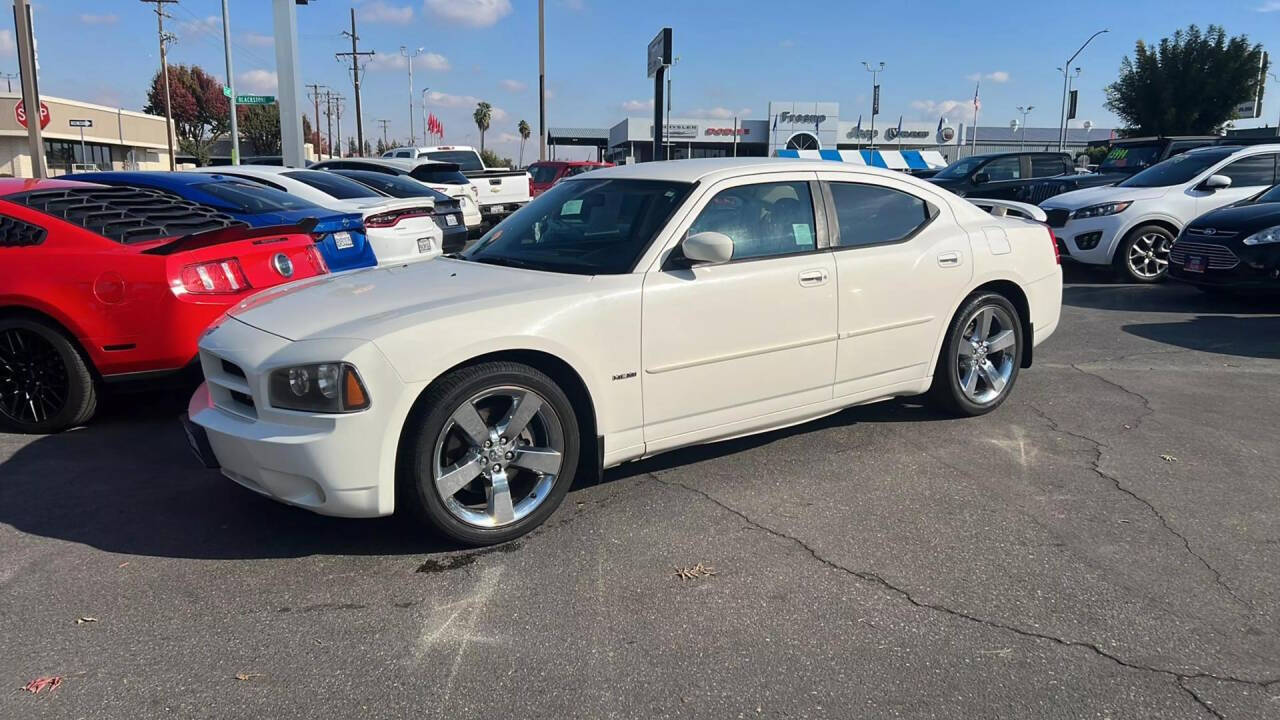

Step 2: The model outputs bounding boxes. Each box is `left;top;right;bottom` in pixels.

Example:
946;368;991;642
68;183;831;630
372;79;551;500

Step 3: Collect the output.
1188;202;1280;234
229;257;590;341
1041;183;1168;209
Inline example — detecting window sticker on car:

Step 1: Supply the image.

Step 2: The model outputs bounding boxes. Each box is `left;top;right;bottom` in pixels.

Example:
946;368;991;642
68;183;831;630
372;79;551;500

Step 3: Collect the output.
792;224;813;246
561;199;583;216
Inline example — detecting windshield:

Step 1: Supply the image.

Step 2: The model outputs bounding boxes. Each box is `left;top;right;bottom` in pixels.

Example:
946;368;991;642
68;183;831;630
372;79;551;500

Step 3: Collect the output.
283;170;382;200
410;164;470;185
1099;144;1162;171
529;164;560;184
461;178;691;275
331;170;447;201
1252;184;1280;204
425;151;484;171
934;157;986;180
1117;149;1233;188
198;180;318;213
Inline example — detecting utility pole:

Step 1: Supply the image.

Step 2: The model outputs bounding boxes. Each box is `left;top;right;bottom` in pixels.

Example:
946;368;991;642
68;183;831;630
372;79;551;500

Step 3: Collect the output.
400;46;423;145
377;119;390;148
333;94;344;157
306;83;325;156
324;90;334;159
14;0;43;177
220;0;239;165
336;9;373;156
862;61;885;149
141;0;178;170
0;72;17;93
538;0;546;161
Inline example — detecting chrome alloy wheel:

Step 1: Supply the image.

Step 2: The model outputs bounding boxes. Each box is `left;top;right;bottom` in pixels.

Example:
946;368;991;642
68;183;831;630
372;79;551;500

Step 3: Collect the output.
1127;232;1170;280
431;385;565;528
956;305;1017;405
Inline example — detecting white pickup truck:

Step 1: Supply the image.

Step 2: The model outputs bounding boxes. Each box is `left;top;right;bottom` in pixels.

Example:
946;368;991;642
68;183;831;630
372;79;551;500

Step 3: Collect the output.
383;145;530;223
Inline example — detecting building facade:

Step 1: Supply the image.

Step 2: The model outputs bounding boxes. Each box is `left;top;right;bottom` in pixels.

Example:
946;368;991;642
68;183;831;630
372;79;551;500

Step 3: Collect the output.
0;93;173;177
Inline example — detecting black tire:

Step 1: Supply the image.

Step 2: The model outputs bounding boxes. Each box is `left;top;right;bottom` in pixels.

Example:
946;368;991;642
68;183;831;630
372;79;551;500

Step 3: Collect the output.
400;361;580;546
1115;225;1175;283
0;316;97;434
928;292;1024;417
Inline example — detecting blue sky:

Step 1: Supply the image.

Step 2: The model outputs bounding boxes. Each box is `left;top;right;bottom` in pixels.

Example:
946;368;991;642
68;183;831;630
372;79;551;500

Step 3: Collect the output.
19;0;1280;161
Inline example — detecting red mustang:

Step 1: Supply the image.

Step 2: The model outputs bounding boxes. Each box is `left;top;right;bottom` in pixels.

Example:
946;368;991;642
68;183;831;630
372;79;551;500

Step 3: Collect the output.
0;178;328;433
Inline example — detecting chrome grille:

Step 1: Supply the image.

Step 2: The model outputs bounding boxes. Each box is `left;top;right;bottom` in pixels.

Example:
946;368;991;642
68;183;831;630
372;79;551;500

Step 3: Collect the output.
1169;240;1239;270
1019;182;1070;205
1185;227;1239;239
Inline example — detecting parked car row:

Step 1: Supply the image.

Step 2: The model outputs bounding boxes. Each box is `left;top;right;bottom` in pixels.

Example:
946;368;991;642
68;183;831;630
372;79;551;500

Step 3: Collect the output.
380;145;531;223
0;162;477;433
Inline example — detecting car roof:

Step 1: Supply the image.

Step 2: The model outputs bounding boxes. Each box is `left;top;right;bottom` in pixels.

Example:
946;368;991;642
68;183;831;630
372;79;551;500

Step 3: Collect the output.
190;164;301;178
67;171;242;189
571;157;918;185
317;157;453;170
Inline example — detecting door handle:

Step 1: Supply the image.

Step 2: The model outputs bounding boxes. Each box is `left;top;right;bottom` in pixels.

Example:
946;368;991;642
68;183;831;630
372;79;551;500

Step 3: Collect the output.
937;252;962;267
798;269;829;287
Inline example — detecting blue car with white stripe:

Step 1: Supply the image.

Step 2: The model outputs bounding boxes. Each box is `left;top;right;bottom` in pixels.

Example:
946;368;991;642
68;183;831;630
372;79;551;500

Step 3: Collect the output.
69;171;376;272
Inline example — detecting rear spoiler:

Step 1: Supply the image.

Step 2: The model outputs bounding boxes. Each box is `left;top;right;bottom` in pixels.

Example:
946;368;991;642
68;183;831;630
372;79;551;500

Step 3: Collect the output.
968;199;1047;223
141;222;311;256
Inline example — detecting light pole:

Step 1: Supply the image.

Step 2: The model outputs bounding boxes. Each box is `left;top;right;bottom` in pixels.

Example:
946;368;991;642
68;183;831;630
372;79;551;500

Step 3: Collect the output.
1057;67;1081;146
400;46;423;145
421;87;430;143
1057;30;1107;151
664;55;681;159
862;61;885;148
1016;105;1034;149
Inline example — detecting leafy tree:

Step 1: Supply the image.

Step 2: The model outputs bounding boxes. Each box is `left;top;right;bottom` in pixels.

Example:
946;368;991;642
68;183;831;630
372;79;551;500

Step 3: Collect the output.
1105;25;1268;135
144;64;229;165
347;137;358;157
302;113;328;156
363;139;372;157
473;101;492;152
479;148;512;169
517;119;530;167
238;104;281;155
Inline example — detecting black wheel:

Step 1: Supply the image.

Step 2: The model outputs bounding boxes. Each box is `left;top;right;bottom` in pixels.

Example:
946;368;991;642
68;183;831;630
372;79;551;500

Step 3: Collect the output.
0;316;97;434
1116;225;1174;283
929;292;1023;417
401;361;580;546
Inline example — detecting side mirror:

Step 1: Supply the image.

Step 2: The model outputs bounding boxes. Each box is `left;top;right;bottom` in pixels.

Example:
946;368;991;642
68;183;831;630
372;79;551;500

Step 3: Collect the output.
1201;174;1232;191
680;231;734;265
972;172;990;185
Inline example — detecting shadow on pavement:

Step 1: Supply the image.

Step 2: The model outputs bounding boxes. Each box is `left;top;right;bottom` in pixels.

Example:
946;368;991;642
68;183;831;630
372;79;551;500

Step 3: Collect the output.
1063;280;1278;315
1123;315;1280;360
1;392;954;561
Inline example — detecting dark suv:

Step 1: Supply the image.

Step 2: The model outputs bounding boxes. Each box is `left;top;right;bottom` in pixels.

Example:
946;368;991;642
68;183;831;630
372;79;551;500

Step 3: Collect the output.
928;152;1076;201
1020;136;1220;202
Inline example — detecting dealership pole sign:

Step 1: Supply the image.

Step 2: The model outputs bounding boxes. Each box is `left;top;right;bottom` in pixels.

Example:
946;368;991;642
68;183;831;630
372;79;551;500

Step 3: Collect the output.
647;27;672;160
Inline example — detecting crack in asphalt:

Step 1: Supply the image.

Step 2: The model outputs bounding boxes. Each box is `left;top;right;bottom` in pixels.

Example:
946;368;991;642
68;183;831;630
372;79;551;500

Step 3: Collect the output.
1030;368;1252;612
646;471;1278;720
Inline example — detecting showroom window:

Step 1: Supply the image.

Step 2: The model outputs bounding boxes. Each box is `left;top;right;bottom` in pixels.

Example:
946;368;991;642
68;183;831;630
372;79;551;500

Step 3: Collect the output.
828;182;933;248
45;139;114;173
688;181;817;260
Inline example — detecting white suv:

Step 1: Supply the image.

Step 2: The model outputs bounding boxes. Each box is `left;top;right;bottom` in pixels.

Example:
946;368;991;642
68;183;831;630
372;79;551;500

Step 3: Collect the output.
1041;144;1280;282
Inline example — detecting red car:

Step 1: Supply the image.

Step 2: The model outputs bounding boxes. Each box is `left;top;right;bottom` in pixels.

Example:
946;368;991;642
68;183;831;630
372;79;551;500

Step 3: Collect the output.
527;161;614;197
0;178;328;433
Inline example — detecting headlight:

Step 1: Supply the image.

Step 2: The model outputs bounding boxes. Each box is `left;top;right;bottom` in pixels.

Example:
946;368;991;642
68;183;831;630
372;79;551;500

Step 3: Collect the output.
1242;225;1280;246
268;362;370;413
1071;201;1133;220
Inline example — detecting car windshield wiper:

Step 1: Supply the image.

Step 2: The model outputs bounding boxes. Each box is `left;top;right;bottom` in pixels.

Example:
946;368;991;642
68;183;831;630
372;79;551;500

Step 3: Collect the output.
470;256;549;271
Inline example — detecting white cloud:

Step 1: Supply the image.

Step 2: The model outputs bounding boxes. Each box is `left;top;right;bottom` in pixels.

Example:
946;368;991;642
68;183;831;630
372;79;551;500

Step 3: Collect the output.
358;1;414;23
621;98;654;112
236;69;278;94
779;39;794;48
79;13;118;25
966;71;1010;83
0;30;13;57
496;132;521;142
426;91;507;122
243;32;273;48
367;51;450;72
910;99;971;120
1256;1;1280;10
178;16;221;37
425;0;512;27
501;79;527;92
688;107;752;119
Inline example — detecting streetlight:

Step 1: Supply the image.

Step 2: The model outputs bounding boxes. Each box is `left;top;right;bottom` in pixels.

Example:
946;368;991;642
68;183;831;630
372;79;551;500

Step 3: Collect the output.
1056;67;1081;147
1057;30;1107;151
1016;105;1034;149
400;46;423;144
421;87;431;143
862;61;885;148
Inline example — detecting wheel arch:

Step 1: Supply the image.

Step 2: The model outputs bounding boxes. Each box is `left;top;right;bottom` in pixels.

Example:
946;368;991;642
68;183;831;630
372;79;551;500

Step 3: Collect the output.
1110;216;1181;259
0;303;100;377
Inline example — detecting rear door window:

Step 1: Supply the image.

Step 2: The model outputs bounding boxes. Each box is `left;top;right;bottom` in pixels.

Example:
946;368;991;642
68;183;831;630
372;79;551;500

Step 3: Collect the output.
1031;156;1069;178
1219;154;1278;188
827;182;934;248
982;157;1022;181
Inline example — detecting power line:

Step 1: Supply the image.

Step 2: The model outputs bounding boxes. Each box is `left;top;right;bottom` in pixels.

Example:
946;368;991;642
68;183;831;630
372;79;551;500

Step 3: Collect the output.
335;9;373;156
376;119;390;148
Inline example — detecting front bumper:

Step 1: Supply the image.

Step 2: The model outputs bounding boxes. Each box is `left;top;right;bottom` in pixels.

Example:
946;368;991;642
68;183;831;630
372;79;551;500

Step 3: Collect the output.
1168;241;1280;290
1044;212;1129;266
185;318;424;518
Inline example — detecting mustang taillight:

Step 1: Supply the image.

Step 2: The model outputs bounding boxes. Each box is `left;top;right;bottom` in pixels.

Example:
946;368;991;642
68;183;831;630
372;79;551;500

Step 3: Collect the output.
365;207;434;228
304;245;329;274
180;258;251;294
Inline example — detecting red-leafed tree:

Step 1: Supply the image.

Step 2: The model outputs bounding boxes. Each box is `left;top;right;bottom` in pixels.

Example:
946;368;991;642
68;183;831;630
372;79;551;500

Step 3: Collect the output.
144;64;229;165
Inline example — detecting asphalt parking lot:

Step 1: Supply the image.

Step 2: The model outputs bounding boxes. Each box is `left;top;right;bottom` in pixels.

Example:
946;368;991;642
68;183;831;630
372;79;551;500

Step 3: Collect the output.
2;267;1278;719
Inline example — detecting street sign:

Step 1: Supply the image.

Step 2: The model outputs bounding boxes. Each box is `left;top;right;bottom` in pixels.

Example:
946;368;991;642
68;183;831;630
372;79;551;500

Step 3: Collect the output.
647;28;671;79
223;86;232;97
236;94;276;105
69;118;93;128
15;100;49;130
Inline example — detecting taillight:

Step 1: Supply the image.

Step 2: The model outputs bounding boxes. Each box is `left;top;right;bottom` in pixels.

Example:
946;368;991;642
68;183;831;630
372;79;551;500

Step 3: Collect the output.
365;207;434;228
1046;225;1060;265
304;245;329;274
529;176;534;196
180;258;251;294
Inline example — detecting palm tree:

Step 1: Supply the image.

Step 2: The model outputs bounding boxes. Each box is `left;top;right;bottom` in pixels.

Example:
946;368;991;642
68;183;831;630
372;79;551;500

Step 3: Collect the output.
473;102;492;153
517;119;531;167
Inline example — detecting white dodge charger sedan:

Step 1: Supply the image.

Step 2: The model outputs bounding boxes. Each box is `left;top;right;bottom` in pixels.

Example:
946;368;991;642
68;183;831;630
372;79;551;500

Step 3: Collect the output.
185;158;1062;545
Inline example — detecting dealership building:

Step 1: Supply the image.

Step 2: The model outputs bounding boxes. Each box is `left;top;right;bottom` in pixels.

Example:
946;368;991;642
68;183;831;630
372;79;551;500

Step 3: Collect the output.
548;100;1111;165
0;92;173;177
